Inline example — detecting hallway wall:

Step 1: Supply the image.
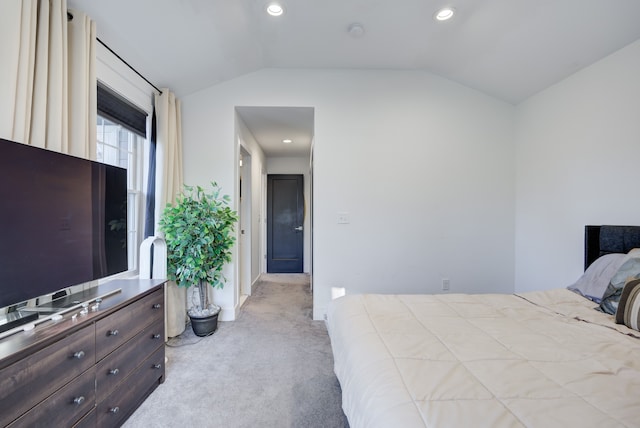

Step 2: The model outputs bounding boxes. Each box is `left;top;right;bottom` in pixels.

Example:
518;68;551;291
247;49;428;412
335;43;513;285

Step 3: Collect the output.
182;68;515;320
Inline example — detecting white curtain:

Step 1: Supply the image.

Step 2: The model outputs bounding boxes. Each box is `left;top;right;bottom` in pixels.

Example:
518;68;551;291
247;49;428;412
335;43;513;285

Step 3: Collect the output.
67;8;96;159
154;90;186;338
0;0;96;159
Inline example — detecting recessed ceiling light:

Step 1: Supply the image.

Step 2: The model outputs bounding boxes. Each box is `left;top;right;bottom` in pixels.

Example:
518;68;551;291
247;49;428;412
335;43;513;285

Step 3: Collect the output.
434;7;455;21
266;3;284;16
282;139;293;144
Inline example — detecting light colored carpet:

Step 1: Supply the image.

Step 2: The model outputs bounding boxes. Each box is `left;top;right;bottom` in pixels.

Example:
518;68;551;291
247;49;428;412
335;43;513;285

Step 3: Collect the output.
123;274;348;428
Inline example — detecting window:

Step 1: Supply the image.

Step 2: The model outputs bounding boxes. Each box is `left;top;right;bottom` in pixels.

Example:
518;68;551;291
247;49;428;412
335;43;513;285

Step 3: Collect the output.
96;82;149;274
96;115;145;272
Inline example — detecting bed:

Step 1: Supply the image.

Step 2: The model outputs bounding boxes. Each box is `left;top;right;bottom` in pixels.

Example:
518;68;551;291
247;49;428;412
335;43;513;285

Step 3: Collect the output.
326;225;640;428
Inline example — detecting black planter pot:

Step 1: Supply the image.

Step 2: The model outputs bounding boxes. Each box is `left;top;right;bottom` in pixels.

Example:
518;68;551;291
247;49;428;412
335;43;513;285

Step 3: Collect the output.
189;312;219;337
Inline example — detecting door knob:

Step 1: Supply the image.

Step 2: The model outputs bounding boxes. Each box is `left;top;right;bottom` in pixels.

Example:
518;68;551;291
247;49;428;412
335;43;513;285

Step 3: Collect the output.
294;226;303;231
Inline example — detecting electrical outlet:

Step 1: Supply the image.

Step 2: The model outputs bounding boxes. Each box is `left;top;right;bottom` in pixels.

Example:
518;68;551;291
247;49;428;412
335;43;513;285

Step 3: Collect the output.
442;278;450;291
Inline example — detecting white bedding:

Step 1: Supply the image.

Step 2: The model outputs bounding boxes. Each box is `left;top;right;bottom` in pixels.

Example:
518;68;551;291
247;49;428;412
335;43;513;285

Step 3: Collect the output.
326;289;640;428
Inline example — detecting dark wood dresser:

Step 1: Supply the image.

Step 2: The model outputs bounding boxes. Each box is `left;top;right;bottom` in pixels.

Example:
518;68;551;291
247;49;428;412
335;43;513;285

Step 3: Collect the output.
0;279;166;427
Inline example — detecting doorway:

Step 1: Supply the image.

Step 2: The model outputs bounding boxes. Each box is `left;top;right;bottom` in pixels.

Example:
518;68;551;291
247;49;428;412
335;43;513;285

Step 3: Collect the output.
267;174;304;273
235;106;314;313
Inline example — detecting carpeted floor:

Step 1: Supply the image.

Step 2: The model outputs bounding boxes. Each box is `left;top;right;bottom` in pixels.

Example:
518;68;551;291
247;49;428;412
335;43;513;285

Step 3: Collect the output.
123;274;348;428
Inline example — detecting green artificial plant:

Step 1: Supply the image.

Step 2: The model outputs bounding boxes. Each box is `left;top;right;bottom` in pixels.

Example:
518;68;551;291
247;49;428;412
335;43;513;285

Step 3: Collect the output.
159;182;238;317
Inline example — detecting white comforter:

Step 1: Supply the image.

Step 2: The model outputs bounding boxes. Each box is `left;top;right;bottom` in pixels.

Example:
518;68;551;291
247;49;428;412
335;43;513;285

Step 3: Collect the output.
326;289;640;428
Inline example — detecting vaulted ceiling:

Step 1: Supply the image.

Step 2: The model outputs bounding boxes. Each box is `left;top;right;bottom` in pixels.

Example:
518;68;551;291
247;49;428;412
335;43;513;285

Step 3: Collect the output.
69;0;640;103
68;0;640;155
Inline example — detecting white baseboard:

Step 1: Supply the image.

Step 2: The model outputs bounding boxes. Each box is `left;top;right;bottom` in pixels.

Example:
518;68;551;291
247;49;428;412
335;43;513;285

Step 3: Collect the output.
219;306;236;321
251;275;262;294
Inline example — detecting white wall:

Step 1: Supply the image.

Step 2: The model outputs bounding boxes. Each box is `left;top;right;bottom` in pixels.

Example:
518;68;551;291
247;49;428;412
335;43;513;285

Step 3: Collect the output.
266;156;312;273
514;40;640;292
182;68;515;320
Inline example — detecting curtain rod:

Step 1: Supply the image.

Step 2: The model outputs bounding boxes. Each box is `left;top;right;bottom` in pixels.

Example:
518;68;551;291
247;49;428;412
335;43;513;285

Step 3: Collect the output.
68;11;163;95
96;38;163;95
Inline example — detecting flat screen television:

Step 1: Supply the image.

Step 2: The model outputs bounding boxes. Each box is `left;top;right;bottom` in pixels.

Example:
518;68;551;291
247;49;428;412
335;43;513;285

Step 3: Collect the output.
0;138;128;310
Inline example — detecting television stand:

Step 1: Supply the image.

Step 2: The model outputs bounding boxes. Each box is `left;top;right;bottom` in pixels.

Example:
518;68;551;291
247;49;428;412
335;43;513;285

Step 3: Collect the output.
0;287;124;342
0;311;38;334
21;287;122;314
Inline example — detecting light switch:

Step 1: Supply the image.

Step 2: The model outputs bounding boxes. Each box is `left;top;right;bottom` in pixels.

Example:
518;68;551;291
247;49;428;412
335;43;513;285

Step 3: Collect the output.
337;212;350;224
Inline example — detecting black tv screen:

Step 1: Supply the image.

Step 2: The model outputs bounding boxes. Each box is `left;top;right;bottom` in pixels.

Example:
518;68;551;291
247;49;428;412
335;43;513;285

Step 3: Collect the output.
0;138;128;309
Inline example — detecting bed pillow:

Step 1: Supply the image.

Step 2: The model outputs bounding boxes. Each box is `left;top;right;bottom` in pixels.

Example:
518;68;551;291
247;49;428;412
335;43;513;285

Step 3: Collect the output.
615;278;640;331
567;253;626;303
598;257;640;315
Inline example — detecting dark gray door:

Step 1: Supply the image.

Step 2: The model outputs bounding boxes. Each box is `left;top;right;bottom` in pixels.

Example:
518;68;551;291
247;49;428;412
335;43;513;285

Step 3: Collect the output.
267;174;304;273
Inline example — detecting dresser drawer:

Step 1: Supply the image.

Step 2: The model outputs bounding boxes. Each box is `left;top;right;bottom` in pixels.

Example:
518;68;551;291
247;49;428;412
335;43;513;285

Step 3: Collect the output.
8;367;96;428
72;408;96;428
96;346;165;428
95;289;163;361
96;316;164;401
0;325;95;427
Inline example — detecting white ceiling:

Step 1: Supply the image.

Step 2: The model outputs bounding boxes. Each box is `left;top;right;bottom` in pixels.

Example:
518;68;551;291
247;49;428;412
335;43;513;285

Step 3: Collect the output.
69;0;640;155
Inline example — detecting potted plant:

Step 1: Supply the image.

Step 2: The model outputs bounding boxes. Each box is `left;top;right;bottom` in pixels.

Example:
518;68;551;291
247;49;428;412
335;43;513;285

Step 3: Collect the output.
159;182;238;337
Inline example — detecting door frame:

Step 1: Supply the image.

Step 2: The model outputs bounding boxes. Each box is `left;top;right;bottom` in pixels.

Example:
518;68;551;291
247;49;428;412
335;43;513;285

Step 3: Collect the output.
239;146;252;297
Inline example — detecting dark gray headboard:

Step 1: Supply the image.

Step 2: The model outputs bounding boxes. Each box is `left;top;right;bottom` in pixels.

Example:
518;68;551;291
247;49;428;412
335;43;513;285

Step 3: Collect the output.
585;225;640;270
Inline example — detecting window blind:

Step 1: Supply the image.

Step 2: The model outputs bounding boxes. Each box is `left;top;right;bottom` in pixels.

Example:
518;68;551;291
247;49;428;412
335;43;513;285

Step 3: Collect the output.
97;82;147;138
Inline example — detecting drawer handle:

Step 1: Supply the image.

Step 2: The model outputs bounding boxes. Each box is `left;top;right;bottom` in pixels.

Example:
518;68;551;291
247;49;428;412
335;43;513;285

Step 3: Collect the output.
109;368;120;375
153;333;161;339
110;406;120;414
152;303;161;309
108;329;119;336
153;363;162;370
73;351;85;359
73;396;85;405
